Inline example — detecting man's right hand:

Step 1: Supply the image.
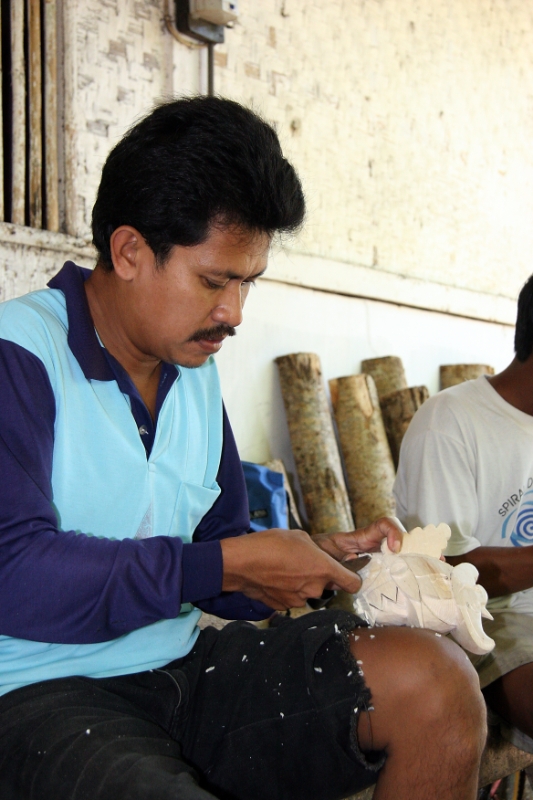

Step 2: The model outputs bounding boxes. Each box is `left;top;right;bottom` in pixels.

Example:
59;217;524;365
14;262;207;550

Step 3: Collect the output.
220;529;363;610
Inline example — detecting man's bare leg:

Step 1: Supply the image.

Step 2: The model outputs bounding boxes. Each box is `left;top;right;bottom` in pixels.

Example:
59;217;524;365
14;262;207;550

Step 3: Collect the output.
352;627;486;800
483;662;533;740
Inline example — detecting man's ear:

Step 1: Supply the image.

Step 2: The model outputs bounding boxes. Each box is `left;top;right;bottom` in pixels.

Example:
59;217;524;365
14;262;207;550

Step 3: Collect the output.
109;226;150;281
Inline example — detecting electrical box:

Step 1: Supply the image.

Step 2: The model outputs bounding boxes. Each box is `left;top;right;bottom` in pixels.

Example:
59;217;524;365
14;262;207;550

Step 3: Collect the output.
175;0;237;44
190;0;238;26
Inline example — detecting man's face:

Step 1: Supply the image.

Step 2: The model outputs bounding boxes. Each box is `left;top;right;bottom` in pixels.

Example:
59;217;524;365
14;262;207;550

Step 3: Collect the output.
120;225;270;368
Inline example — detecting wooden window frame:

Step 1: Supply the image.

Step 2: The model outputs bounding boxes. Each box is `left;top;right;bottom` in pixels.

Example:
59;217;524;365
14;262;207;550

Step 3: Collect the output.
1;0;60;232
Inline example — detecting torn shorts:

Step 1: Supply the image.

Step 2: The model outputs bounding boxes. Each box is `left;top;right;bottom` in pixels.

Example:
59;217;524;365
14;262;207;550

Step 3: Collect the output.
0;609;384;800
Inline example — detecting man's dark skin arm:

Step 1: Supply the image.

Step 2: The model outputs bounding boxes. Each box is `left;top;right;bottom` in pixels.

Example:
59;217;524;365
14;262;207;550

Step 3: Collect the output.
447;547;533;598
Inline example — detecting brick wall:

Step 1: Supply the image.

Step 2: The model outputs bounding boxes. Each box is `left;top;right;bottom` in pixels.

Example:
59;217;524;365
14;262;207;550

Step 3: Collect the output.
3;0;531;310
213;0;533;302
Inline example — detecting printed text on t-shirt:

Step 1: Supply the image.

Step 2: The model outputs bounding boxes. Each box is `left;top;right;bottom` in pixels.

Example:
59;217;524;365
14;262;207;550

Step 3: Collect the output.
499;477;533;517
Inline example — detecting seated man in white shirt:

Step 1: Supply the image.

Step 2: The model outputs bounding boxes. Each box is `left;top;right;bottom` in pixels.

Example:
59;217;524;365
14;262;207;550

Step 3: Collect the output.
394;274;533;754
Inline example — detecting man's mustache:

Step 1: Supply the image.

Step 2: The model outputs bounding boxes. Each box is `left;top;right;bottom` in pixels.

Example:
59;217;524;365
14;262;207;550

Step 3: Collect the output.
188;324;236;342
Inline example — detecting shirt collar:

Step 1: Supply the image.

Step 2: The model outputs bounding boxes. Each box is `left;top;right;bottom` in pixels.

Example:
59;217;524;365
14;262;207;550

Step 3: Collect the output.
47;263;180;409
47;261;115;381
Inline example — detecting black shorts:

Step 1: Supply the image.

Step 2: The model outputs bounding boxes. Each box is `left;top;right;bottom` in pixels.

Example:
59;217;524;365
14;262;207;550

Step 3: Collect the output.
0;610;384;800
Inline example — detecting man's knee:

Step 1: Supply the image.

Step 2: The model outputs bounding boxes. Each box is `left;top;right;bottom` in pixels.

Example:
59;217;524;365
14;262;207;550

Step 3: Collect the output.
351;627;487;756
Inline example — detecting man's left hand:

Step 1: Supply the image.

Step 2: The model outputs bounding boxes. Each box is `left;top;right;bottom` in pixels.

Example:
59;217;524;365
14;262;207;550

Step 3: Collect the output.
313;517;403;563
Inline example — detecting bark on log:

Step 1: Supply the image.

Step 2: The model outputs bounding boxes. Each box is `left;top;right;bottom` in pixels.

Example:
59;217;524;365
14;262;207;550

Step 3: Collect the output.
275;353;354;535
381;386;429;468
361;356;407;399
332;374;396;528
440;363;495;390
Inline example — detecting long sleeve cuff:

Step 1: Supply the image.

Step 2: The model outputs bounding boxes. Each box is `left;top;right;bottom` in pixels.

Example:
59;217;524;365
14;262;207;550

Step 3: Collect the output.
181;540;274;620
181;540;223;603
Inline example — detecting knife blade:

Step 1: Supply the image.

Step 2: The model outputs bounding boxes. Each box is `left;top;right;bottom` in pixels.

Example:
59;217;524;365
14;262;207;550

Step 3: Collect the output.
341;554;371;574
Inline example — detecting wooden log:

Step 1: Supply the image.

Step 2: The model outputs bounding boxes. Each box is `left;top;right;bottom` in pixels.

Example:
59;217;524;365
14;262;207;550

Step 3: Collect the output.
11;0;26;226
332;374;396;528
28;0;42;228
380;386;429;468
440;363;495;390
44;0;59;232
361;356;407;400
275;353;354;535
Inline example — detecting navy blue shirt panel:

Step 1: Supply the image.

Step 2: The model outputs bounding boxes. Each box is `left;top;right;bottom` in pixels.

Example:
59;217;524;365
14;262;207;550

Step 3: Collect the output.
0;264;270;645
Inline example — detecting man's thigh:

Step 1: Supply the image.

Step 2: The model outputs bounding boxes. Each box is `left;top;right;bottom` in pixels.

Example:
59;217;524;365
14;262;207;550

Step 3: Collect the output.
0;673;217;800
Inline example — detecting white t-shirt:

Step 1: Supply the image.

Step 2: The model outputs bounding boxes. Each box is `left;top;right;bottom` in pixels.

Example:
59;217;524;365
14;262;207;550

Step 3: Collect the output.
394;375;533;615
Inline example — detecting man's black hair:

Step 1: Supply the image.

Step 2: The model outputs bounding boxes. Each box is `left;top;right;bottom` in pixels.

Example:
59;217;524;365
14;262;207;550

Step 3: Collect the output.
92;96;305;269
514;273;533;361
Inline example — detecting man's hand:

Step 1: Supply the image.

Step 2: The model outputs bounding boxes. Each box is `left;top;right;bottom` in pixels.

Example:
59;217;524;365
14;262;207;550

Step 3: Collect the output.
313;517;403;562
221;528;366;610
220;519;404;610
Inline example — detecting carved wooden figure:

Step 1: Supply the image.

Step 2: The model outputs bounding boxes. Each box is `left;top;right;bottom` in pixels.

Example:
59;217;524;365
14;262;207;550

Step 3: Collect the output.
353;523;495;655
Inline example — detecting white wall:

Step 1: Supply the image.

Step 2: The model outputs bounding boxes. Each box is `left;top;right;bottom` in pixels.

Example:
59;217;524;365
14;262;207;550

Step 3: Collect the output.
214;0;533;312
216;277;514;480
47;0;533;322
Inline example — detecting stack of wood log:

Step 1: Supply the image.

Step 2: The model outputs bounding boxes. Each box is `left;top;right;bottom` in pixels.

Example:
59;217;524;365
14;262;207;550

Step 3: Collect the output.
276;355;494;534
